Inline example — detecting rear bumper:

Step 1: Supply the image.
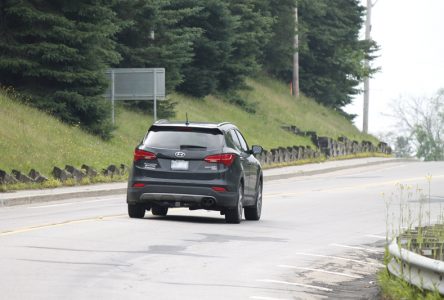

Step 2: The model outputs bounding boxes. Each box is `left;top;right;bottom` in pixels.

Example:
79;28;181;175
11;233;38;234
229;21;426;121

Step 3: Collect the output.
127;184;238;210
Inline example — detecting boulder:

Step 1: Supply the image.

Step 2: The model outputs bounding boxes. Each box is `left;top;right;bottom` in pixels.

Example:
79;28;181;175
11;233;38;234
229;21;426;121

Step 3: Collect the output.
12;169;34;183
81;164;98;177
0;169;18;184
120;164;130;174
52;166;73;182
103;164;120;177
28;169;48;183
65;165;86;181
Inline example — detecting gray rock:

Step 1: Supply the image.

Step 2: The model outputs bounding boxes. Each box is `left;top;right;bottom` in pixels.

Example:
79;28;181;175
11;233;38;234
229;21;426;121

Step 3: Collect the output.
65;165;86;181
120;164;130;175
28;169;48;183
52;167;73;182
0;169;18;184
103;165;120;177
81;164;98;177
12;169;34;183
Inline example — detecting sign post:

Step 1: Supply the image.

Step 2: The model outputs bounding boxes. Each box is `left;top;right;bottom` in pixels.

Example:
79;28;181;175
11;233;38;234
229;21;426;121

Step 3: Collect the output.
111;69;115;124
153;69;157;121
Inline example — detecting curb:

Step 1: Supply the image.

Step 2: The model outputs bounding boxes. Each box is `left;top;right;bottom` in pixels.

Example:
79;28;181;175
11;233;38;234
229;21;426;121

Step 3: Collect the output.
0;188;127;207
263;158;411;181
1;158;412;207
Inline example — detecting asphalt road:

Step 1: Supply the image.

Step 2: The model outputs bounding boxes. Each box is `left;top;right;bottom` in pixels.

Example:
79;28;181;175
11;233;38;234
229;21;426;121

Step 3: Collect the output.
1;161;443;300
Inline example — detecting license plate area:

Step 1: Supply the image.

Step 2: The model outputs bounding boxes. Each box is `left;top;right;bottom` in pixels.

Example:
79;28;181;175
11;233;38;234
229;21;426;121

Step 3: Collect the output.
171;160;189;171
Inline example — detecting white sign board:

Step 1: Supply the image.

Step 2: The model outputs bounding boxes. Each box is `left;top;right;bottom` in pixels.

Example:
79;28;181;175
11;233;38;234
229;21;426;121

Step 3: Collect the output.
104;68;165;100
104;68;166;123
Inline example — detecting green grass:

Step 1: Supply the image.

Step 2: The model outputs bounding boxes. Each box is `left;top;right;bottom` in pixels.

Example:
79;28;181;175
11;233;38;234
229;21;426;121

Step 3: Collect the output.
378;265;443;300
173;76;378;148
0;75;378;177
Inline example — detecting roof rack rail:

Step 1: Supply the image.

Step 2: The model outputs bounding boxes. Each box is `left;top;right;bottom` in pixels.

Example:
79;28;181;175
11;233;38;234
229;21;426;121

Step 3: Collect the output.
217;122;230;127
155;119;169;124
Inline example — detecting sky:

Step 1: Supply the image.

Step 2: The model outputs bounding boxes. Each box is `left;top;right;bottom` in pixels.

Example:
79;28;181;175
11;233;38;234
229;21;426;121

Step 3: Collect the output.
344;0;444;135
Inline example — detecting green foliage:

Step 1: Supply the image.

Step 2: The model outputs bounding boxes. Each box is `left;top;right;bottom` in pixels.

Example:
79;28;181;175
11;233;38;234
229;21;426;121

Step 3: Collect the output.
0;0;376;137
0;0;121;139
394;136;412;158
177;0;237;97
216;0;273;91
414;125;444;161
0;76;377;176
299;0;375;108
262;0;296;79
177;0;273;97
263;0;377;109
121;98;177;119
114;0;201;92
218;90;257;114
393;90;444;161
378;267;443;300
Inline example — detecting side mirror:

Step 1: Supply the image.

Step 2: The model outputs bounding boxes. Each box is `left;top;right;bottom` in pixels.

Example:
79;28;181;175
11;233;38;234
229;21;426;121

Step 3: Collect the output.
251;145;263;155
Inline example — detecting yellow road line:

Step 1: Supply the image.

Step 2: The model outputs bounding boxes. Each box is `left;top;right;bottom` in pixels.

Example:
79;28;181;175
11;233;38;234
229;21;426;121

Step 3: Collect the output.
1;206;191;237
318;174;444;194
0;214;126;237
264;175;444;198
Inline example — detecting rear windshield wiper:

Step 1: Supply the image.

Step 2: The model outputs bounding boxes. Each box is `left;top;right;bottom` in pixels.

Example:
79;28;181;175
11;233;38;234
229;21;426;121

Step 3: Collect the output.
180;145;207;150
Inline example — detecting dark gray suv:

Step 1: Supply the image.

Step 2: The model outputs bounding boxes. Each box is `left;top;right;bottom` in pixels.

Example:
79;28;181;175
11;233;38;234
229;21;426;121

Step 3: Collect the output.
126;120;263;223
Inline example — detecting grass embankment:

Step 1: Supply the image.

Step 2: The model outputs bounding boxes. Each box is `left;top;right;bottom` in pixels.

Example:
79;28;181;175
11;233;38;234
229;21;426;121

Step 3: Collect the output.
0;76;377;177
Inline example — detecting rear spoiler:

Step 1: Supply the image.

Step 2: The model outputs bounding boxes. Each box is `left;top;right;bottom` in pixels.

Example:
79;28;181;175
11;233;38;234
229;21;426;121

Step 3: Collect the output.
148;125;223;135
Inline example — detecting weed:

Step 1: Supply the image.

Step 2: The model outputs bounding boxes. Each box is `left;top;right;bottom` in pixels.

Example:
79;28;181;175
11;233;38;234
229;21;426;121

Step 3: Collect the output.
379;177;444;299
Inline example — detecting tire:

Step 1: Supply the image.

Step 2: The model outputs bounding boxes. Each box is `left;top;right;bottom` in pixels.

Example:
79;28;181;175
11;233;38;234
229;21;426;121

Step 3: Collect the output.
225;184;243;224
128;203;145;218
245;179;262;221
152;206;168;216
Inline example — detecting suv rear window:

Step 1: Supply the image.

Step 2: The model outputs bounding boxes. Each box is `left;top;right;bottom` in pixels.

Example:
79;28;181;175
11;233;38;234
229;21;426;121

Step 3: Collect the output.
144;127;224;150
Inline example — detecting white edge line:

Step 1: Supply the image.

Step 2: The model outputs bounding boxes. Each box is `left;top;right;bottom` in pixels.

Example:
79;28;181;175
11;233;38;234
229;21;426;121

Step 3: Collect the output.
292;252;385;267
250;296;290;300
329;243;382;253
277;265;362;279
28;202;77;209
28;198;115;209
365;234;386;239
257;279;332;292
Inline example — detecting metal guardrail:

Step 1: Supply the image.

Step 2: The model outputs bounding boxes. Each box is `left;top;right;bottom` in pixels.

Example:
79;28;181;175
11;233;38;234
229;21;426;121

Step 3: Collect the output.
388;239;444;295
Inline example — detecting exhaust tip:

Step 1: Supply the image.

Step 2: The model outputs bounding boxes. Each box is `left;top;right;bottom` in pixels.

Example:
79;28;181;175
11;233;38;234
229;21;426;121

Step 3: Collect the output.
201;197;215;208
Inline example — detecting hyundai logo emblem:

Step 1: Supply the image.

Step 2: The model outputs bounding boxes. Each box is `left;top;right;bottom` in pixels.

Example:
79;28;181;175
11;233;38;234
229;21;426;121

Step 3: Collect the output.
175;151;186;158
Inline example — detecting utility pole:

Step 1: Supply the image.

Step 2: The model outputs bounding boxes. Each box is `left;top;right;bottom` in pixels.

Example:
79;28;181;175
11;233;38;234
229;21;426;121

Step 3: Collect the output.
292;6;299;98
363;0;377;133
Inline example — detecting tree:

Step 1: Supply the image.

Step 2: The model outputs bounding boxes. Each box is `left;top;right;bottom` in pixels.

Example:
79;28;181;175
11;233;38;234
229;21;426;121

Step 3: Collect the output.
262;0;295;80
177;0;237;98
114;0;201;92
0;0;120;139
394;136;412;158
217;0;273;91
263;0;377;110
113;0;201;116
392;90;444;161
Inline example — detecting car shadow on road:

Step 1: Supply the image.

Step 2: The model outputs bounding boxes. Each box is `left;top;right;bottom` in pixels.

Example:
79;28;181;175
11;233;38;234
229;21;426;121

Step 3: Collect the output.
144;215;227;224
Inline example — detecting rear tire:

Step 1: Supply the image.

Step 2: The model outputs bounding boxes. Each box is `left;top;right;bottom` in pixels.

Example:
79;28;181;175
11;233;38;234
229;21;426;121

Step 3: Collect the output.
245;179;262;221
225;184;243;224
152;206;168;216
128;203;145;218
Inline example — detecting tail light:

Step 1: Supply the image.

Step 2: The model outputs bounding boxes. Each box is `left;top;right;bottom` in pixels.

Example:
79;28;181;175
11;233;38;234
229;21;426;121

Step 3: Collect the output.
212;186;227;192
204;154;236;167
133;183;145;188
134;149;156;161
